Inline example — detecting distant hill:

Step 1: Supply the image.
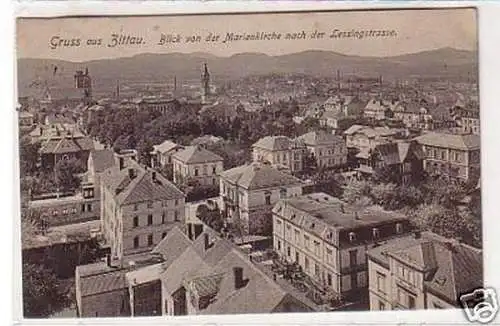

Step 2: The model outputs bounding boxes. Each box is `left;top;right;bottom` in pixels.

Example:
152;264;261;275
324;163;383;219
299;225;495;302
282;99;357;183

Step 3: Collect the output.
17;48;477;98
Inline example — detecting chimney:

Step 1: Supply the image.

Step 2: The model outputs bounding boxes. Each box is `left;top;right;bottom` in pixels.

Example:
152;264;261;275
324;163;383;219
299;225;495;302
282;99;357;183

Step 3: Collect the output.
128;168;135;179
106;254;112;267
187;223;193;240
152;171;157;182
233;267;244;290
204;233;210;251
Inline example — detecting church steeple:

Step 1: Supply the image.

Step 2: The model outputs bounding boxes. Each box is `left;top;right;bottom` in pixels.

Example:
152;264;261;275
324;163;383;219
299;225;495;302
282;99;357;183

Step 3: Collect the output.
201;63;210;104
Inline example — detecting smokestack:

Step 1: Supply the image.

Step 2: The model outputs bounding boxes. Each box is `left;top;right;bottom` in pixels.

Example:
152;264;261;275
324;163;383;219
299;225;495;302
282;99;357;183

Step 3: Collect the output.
233;267;244;290
204;233;210;251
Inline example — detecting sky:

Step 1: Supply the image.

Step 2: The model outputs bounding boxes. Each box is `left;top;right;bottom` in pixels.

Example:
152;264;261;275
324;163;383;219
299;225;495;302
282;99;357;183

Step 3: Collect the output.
16;8;477;62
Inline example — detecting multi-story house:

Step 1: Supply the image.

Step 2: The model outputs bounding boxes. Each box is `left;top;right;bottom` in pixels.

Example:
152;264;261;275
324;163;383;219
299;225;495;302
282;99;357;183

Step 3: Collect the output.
414;132;480;183
75;226;315;317
450;105;480;135
364;99;401;120
172;145;224;186
298;131;347;169
319;96;366;130
219;162;304;235
100;156;185;259
272;192;411;301
252;136;306;173
133;96;180;114
393;101;434;130
358;140;424;184
19;111;35;131
150;140;184;169
343;125;406;168
367;231;482;311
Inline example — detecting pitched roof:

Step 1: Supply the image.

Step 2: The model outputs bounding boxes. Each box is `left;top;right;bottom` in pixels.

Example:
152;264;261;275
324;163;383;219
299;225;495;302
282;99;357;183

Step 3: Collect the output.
414;132;480;150
220;163;304;190
151;225;192;267
76;262;127;297
40;136;94;154
172;146;223;164
201;249;288;315
375;141;423;165
152;140;181;154
343;124;402;139
252;136;305;151
298;131;344;146
89;149;115;173
101;161;185;205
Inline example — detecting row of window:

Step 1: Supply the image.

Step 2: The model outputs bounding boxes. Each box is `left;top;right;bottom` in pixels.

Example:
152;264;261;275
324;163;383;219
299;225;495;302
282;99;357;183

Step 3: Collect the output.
50;203;93;216
426;147;464;163
133;200;180;211
193;165;218;177
132;211;180;228
318;147;345;157
132;232;168;249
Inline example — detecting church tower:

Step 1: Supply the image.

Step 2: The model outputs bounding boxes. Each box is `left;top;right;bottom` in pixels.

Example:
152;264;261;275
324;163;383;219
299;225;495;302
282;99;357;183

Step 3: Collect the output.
201;63;210;104
74;67;93;104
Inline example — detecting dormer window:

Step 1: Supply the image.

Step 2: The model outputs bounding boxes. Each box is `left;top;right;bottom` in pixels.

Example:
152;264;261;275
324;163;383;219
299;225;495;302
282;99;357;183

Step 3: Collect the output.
396;223;403;234
349;232;356;243
373;228;380;239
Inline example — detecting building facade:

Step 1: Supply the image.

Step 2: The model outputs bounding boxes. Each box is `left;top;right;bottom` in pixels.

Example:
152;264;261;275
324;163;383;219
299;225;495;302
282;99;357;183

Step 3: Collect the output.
367;231;482;311
298;131;347;169
100;156;186;259
414;132;480;183
150;140;184;169
172;145;224;186
220;163;304;235
272;193;411;301
252;136;306;173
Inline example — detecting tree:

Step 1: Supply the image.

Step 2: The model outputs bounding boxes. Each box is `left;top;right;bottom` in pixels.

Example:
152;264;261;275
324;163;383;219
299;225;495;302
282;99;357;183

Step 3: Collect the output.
55;158;81;193
196;204;224;232
19;136;40;175
342;179;372;204
22;263;69;317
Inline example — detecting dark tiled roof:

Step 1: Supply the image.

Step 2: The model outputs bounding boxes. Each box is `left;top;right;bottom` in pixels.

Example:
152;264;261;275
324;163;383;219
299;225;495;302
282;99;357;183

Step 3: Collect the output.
90;149;115;173
375;141;423;165
172;146;223;164
101;161;185;205
220;163;304;190
76;262;127;297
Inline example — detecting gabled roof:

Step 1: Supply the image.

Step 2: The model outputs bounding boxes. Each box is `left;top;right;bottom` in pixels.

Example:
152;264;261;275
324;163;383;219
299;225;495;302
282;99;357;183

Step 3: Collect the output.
76;262;127;297
40;136;94;154
220;163;304;190
252;136;305;151
172;146;223;164
298;131;344;146
151;225;192;267
89;149;115;173
374;141;423;165
414;132;480;151
152;140;182;154
101;160;185;205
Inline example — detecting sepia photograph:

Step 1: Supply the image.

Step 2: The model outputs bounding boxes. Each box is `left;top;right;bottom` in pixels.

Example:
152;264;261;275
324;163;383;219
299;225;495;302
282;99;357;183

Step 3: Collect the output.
14;6;489;322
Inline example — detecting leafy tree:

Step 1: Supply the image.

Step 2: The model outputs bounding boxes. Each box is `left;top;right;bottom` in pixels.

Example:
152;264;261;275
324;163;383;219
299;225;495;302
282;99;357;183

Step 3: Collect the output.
342;179;372;204
19;136;40;175
196;204;224;232
55;158;82;193
22;263;69;318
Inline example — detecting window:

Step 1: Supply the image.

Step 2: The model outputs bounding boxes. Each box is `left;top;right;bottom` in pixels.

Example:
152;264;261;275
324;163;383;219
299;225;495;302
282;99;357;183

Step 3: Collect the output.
265;192;271;205
147;202;153;209
279;188;287;199
87;204;92;212
349;232;356;243
349;249;357;267
194;169;199;177
314;263;320;276
396;223;403;234
174;211;179;221
283;153;287;161
147;234;153;246
162;201;167;207
379;301;386;310
212;165;217;174
326;249;333;264
81;204;86;213
133;216;139;228
376;272;386;294
175;199;179;206
295;251;299;263
133;236;139;248
314;241;320;256
277;240;281;251
71;207;77;214
305;257;309;271
147;214;153;225
294;230;300;243
372;228;380;239
133;204;139;211
327;273;332;286
52;210;59;216
287;246;291;257
162;212;166;224
202;165;207;175
304;235;310;249
408;296;416;309
62;209;68;215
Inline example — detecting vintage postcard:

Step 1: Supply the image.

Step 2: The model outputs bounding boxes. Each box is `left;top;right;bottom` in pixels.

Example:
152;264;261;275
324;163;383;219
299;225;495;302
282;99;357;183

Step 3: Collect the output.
15;6;492;323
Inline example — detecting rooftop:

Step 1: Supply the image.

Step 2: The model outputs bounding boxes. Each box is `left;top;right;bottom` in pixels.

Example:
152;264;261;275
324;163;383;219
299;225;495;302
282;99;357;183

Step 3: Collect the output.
414;132;480;151
220;162;304;190
172;145;224;164
89;149;115;173
252;136;305;151
151;140;182;154
298;131;344;146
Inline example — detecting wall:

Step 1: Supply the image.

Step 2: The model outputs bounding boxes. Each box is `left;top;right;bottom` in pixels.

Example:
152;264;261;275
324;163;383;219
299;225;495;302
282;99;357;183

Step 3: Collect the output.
367;259;391;310
79;289;130;318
